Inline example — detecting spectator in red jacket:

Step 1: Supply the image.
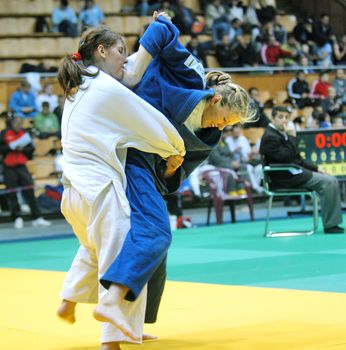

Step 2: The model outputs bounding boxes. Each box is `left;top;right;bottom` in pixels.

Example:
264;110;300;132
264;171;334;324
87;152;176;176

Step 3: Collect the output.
0;114;51;229
311;71;331;99
260;34;294;65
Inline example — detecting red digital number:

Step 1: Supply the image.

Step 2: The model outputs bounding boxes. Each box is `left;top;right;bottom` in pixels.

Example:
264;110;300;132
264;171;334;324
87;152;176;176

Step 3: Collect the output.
332;133;342;148
315;133;326;149
342;132;346;147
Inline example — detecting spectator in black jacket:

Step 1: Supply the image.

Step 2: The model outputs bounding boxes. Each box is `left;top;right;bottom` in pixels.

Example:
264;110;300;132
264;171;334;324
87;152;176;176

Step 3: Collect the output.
260;105;344;234
312;13;333;47
0;115;51;229
287;71;313;109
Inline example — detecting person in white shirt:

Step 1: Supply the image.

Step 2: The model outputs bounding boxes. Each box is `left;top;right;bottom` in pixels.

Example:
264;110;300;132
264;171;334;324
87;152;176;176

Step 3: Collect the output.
56;24;185;350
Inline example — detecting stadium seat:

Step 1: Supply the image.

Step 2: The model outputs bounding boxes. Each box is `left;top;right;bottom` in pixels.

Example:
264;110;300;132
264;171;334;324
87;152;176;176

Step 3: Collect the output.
262;162;319;237
201;167;254;225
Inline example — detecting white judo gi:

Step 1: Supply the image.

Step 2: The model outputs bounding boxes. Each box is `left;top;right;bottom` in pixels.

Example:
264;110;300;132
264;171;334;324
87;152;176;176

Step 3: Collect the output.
59;68;185;343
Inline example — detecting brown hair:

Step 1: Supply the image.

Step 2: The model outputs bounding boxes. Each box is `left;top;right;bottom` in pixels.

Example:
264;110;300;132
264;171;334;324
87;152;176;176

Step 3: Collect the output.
57;26;126;100
205;71;257;124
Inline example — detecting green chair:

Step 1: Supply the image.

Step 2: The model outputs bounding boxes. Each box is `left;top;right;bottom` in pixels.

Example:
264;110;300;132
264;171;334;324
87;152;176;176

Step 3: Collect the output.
262;163;319;237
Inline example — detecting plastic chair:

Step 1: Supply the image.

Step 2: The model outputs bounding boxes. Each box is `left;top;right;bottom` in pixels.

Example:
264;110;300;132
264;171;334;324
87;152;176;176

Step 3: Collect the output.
201;167;254;225
262;163;319;238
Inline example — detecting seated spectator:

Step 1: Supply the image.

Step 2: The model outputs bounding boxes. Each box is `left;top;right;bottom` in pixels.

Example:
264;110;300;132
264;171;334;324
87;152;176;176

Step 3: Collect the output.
208;128;247;195
186;35;208;67
260;105;344;234
318;112;332;128
212;17;243;45
52;0;79;37
293;17;314;47
0;115;51;229
287;71;313;109
79;0;105;32
281;33;301;65
53;95;65;125
332;68;346;104
312;13;333;47
332;116;344;128
136;0;161;16
244;0;261;27
9;80;38;119
272;14;287;44
320;86;343;118
314;41;333;67
226;0;244;22
215;34;239;67
205;0;227;31
172;0;196;35
34;102;61;139
235;33;259;67
311;71;331;99
225;124;263;193
260;34;294;65
244;87;270;127
256;1;276;25
332;34;346;65
36;83;59;112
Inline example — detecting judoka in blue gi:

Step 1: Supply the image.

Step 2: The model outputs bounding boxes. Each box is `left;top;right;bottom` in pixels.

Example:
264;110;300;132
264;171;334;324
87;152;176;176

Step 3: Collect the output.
95;16;257;330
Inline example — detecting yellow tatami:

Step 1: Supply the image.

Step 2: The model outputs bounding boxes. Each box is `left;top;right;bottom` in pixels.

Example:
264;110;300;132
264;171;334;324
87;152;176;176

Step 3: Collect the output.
1;268;346;350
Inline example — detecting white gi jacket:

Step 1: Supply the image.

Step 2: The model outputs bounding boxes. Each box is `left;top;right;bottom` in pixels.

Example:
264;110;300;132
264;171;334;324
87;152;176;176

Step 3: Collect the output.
61;67;185;206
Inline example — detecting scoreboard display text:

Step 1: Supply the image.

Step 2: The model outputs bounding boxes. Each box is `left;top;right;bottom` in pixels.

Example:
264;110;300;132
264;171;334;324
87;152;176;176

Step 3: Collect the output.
297;128;346;179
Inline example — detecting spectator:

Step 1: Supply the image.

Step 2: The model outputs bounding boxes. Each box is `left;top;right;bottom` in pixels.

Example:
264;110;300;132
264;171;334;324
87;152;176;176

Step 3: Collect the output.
260;33;293;65
281;32;301;65
0;115;51;229
52;0;79;37
311;71;331;99
212;16;242;45
332;34;346;65
314;41;333;67
215;34;238;67
34;102;61;139
79;0;105;32
136;0;161;16
53;95;65;125
225;124;263;193
256;1;276;25
320;86;344;119
244;87;270;127
287;71;312;109
172;0;196;35
9;80;38;119
332;116;344;128
186;35;208;67
244;0;260;26
226;0;244;22
318;112;332;128
36;82;59;112
205;0;227;31
272;14;287;44
260;105;344;234
332;68;346;104
235;33;259;67
312;13;333;47
293;17;314;46
208;128;246;194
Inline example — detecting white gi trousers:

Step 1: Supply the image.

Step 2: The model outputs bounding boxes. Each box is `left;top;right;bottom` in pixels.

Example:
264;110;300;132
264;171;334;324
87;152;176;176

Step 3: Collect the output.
60;180;146;344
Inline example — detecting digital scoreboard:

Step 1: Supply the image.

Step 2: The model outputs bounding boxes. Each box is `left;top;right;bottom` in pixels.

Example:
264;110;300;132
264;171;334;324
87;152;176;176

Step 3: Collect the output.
297;128;346;179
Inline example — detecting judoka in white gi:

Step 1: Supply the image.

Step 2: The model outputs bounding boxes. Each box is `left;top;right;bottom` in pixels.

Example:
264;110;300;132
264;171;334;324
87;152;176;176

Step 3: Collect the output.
56;24;185;349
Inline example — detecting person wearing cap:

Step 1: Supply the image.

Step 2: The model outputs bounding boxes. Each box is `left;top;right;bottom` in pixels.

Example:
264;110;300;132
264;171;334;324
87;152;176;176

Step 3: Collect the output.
260;105;344;234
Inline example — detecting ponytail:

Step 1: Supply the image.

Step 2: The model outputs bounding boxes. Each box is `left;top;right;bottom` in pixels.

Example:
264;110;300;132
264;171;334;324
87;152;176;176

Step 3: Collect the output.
205;70;257;124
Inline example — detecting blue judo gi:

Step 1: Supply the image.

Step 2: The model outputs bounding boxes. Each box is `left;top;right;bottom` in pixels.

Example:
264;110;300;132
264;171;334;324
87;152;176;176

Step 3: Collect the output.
101;17;221;301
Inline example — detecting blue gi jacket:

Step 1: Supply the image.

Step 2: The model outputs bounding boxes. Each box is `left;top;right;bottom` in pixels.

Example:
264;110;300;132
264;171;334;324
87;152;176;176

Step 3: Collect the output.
127;17;222;194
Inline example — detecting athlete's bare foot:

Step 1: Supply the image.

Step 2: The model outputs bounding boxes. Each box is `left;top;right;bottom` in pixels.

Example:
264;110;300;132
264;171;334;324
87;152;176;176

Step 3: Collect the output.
93;284;139;341
142;333;158;341
101;342;121;350
57;299;76;324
